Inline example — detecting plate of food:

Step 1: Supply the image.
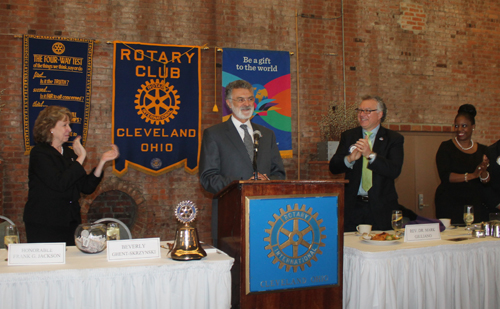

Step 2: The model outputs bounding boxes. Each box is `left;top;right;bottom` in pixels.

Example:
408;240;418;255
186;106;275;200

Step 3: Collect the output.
360;232;402;245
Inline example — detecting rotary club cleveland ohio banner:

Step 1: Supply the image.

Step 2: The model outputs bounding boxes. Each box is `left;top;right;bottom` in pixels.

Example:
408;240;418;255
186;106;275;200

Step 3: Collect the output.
222;48;292;158
112;42;200;176
22;35;93;153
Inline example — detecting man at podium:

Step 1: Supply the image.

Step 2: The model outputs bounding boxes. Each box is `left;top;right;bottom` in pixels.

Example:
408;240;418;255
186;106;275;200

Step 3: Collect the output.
329;95;404;232
199;79;286;246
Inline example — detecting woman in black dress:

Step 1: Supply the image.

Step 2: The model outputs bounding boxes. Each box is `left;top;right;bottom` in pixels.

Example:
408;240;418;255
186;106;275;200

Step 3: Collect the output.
435;104;490;224
23;106;119;245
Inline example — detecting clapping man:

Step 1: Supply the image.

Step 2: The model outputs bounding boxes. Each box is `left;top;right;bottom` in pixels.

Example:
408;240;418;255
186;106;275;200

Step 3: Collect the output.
329;95;404;232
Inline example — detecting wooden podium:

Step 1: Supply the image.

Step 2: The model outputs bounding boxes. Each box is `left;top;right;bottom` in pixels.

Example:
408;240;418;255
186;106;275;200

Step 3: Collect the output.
215;180;346;309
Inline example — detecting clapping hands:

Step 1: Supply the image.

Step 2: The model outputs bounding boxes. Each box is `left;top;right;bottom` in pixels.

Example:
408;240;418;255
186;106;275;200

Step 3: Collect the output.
474;155;489;178
73;136;87;164
347;135;372;163
93;144;120;177
101;144;120;163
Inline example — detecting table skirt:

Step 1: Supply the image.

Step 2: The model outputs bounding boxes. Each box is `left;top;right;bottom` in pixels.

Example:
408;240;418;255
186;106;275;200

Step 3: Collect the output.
0;245;233;309
344;239;500;309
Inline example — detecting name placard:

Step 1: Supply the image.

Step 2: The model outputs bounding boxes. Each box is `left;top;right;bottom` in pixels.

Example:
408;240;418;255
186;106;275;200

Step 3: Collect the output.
107;238;161;261
404;223;441;242
8;243;66;265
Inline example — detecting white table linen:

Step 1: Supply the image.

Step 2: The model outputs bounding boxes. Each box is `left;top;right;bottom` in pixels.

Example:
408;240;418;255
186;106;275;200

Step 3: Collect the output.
0;242;234;309
344;228;500;309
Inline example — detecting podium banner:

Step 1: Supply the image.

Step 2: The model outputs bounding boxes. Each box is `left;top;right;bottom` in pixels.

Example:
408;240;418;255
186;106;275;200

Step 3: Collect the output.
22;35;93;153
222;48;292;158
245;195;339;293
112;42;201;176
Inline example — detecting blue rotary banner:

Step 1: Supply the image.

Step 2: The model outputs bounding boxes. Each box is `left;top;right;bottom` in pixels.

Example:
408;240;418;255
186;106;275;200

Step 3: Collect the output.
112;42;200;176
22;35;93;153
222;48;292;158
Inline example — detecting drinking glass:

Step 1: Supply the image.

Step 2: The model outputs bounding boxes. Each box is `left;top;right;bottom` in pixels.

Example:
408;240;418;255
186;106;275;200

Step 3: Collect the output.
4;225;20;250
463;205;474;232
392;210;403;236
106;222;120;241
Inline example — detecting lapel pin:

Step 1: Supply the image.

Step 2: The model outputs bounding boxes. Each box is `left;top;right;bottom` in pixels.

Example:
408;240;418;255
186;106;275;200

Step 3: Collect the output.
379;137;384;141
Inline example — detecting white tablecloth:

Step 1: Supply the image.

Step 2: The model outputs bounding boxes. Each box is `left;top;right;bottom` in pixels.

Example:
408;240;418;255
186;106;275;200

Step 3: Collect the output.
344;228;500;309
0;242;234;309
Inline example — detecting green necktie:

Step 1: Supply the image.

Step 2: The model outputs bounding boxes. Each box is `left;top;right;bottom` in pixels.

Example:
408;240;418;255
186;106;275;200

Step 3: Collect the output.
362;131;373;192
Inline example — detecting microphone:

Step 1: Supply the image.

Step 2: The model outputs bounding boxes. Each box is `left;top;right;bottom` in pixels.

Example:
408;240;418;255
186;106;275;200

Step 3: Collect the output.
252;130;262;180
253;130;262;150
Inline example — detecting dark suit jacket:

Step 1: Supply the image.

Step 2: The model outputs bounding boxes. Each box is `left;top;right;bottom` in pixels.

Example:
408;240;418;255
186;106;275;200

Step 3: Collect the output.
484;140;500;211
329;125;404;231
23;143;103;227
199;119;286;246
199;119;286;195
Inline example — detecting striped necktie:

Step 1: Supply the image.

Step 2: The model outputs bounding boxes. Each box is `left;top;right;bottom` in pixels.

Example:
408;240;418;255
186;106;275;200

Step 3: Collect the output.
241;124;254;161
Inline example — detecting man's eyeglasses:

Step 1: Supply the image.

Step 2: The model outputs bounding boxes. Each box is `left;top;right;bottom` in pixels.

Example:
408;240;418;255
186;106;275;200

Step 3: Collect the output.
230;96;255;104
355;108;379;115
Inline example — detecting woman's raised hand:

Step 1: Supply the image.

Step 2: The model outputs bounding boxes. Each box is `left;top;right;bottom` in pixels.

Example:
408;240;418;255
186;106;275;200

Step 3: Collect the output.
73;136;87;164
93;144;120;177
101;144;120;163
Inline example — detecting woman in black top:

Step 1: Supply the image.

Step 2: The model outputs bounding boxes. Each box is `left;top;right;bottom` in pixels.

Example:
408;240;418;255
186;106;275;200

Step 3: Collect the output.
23;106;119;245
435;104;490;224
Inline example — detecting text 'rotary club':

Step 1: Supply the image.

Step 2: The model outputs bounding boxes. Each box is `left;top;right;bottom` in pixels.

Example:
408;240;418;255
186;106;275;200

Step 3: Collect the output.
119;49;196;79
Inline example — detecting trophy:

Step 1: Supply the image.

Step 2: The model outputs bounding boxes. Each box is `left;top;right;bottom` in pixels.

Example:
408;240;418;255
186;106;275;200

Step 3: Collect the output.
171;200;207;260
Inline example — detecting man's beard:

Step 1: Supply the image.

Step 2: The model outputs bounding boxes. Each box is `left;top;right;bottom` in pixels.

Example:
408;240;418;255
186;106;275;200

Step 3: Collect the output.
233;105;254;121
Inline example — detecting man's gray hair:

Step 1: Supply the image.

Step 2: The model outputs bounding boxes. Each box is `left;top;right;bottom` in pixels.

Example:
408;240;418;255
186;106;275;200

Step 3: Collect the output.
225;80;253;99
361;95;387;123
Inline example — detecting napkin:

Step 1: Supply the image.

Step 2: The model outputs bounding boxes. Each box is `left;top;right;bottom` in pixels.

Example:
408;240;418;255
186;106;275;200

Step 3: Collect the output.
405;215;446;232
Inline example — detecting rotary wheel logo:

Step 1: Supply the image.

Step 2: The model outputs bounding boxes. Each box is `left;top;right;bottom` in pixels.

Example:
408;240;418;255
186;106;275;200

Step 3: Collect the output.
175;200;197;224
135;79;181;125
264;204;326;272
52;42;65;55
150;158;162;170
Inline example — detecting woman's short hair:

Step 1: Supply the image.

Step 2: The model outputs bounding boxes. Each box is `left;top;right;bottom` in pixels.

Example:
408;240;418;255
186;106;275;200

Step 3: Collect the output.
456;104;476;125
33;105;72;144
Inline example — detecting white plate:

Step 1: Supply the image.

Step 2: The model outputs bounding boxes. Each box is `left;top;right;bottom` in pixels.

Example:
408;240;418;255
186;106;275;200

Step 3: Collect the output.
360;238;402;245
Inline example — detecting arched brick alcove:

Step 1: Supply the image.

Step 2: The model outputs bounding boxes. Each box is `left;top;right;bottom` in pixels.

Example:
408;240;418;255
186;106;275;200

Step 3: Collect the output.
80;177;148;238
87;190;137;226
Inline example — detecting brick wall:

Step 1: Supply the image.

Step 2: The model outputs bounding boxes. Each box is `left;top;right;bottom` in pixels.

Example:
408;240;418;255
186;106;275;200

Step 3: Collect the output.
1;0;499;243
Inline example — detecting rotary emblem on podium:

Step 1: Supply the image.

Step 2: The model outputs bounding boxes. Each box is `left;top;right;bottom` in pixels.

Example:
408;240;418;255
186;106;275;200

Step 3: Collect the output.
264;204;326;272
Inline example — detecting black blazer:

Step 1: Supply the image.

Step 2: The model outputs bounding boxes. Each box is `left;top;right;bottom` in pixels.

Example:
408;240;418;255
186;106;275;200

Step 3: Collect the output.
23;143;103;227
329;126;404;230
199;119;286;195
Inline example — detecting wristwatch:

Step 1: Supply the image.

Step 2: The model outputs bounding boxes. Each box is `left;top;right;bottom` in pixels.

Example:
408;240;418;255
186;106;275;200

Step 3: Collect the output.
368;153;376;161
